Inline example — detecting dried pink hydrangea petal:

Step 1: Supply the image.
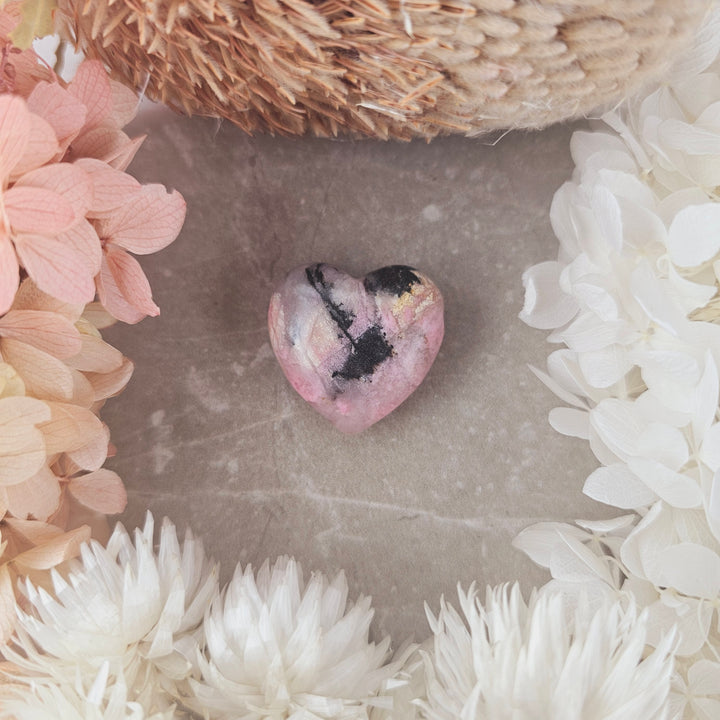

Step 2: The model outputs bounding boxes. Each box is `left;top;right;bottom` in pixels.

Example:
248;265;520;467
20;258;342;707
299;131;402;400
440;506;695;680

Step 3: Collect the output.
269;264;444;433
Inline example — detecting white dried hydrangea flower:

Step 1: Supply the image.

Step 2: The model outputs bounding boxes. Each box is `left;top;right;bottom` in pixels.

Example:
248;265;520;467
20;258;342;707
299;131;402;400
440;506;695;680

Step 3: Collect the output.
419;584;675;720
2;513;218;712
517;4;720;678
185;556;405;720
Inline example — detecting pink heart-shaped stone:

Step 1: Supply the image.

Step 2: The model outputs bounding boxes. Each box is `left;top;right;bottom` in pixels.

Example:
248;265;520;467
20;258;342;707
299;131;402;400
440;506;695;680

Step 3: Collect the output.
268;263;444;433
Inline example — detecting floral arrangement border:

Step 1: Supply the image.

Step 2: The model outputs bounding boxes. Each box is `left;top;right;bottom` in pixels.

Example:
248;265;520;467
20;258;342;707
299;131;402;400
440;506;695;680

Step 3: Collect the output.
1;3;720;719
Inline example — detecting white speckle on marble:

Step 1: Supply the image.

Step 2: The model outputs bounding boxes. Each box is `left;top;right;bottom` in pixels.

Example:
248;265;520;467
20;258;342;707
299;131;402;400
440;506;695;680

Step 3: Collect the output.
249;342;274;369
152;445;175;475
232;362;246;376
186;366;231;413
150;409;165;427
421;204;442;222
518;421;537;443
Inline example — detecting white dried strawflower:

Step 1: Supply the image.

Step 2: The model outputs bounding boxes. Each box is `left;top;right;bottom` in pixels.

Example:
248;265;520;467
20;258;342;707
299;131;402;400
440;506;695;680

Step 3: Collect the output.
2;513;218;711
0;661;176;720
419;584;675;720
184;556;405;719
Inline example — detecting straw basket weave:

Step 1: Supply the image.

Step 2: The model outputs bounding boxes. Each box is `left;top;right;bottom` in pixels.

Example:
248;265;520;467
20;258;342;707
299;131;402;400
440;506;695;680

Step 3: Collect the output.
58;0;710;139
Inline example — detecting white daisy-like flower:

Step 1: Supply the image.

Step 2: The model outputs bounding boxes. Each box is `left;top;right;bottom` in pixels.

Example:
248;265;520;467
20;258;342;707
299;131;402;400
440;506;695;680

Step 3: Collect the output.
2;513;218;711
184;556;405;720
419;584;675;720
369;644;428;720
0;661;176;720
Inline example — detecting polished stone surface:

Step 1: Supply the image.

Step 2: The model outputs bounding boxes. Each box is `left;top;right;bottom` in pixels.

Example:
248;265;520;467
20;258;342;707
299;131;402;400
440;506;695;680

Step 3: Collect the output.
103;105;608;645
268;263;444;433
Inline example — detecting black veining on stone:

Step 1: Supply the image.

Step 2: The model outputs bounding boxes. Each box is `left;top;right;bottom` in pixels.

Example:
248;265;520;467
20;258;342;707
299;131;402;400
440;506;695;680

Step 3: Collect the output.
305;264;394;383
364;265;421;297
333;325;393;381
305;264;355;340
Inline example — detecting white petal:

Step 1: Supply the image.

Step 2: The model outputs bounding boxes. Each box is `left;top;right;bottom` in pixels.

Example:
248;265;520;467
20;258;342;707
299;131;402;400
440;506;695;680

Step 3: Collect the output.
658;119;720;155
652;542;720;599
628;458;703;509
548;407;589;439
583;465;656;509
578;346;632;388
512;522;588;570
667;204;720;267
636;423;689;471
630;261;686;336
519;262;578;329
668;11;720;83
527;364;588;410
590;399;643;462
693;351;719;441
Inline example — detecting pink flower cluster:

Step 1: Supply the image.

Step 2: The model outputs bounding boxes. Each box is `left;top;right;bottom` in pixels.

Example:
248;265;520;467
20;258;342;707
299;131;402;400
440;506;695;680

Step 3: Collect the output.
0;4;186;641
0;57;185;322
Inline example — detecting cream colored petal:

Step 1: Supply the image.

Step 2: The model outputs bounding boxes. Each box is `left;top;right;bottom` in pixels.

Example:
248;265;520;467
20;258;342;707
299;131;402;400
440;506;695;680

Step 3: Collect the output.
68;468;126;514
5;465;61;522
40;402;105;456
0;396;50;486
10;524;90;572
0;564;17;643
0;338;74;401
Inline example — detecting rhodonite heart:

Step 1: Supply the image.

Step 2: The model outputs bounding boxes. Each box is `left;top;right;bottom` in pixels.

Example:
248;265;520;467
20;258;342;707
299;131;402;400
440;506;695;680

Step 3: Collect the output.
268;263;444;433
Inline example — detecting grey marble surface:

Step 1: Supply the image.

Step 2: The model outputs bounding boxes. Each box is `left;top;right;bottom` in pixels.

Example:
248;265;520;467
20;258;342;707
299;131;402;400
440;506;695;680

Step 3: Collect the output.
103;106;606;644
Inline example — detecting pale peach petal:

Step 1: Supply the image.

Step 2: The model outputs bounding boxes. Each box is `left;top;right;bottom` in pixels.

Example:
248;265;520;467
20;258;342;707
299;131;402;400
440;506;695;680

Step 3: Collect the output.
0;487;9;518
0;2;20;35
0;310;82;358
40;402;104;456
13;230;97;305
11;278;84;322
0;233;20;315
104;244;159;315
109;79;139;127
60;217;102;275
68;468;126;514
68;60;112;131
107;133;146;171
67;421;109;471
81;301;117;330
68;125;136;165
0;564;17;643
4;186;75;235
0;338;75;401
10;524;90;572
64;332;123;373
0;396;50;486
74;157;140;215
0;423;45;486
4;516;64;546
85;357;134;401
97;184;186;255
26;80;86;149
46;487;70;530
0;95;29;179
69;368;95;409
96;249;152;323
5;464;60;521
0;396;50;426
8;114;58;180
15;162;93;220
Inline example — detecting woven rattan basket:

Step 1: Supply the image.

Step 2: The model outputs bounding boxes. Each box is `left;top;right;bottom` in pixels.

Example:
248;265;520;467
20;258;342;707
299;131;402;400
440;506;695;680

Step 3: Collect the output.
58;0;710;139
